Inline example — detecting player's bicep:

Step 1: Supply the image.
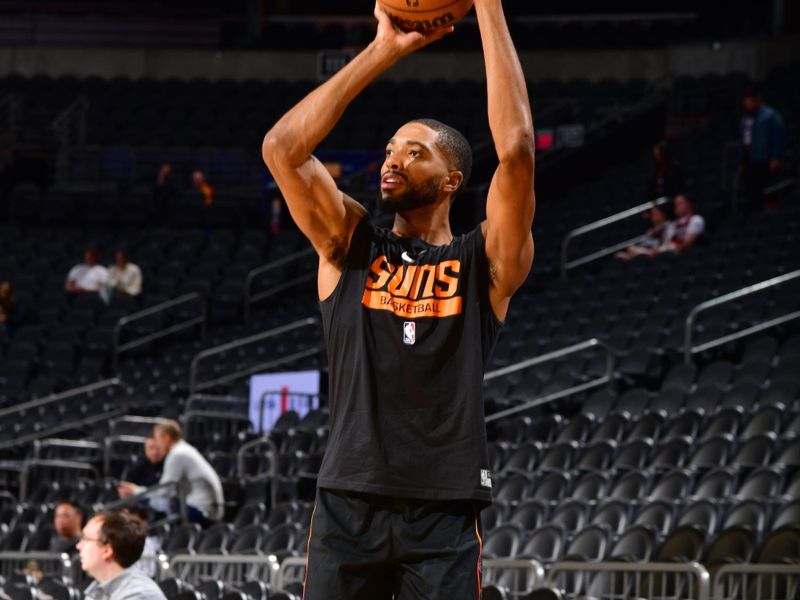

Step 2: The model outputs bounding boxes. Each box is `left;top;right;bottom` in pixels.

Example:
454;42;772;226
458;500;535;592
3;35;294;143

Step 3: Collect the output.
484;158;536;295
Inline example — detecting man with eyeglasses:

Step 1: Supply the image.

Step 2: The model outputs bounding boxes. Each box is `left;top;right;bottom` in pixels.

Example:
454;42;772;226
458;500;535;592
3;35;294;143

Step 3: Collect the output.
77;511;166;600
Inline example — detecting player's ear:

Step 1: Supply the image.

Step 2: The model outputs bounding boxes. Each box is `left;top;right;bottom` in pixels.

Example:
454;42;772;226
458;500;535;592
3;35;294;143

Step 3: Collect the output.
443;171;463;193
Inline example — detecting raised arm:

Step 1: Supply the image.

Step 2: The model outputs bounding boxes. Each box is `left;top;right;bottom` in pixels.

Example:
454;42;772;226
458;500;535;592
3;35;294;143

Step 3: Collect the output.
262;6;452;296
475;0;536;320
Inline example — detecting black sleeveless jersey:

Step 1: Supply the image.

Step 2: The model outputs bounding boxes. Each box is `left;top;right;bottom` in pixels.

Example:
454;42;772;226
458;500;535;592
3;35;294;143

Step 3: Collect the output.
318;216;502;505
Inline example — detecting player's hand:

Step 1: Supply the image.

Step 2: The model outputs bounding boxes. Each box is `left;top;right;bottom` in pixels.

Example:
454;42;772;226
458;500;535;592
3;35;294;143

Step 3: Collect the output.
769;159;780;172
117;481;137;498
373;2;454;58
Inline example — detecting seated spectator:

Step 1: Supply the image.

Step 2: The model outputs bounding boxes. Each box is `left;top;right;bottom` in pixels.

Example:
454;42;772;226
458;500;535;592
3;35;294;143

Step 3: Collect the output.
50;500;84;554
0;281;17;336
616;205;671;260
77;510;167;599
106;250;143;297
654;194;705;255
192;170;214;206
117;420;224;529
124;435;165;488
65;248;108;293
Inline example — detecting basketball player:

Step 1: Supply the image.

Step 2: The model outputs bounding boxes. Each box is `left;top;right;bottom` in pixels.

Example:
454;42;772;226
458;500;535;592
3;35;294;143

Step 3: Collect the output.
262;1;534;598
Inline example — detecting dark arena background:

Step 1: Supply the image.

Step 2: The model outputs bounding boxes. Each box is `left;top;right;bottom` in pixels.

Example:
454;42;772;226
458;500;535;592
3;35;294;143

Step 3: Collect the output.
0;1;799;599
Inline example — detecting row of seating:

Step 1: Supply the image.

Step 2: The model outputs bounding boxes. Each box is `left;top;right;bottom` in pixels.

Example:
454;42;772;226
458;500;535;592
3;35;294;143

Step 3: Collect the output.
482;520;798;567
483;495;800;540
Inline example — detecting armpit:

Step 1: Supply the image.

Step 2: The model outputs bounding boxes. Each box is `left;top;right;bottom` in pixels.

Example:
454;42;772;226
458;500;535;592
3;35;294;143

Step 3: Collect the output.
325;235;349;271
487;258;500;287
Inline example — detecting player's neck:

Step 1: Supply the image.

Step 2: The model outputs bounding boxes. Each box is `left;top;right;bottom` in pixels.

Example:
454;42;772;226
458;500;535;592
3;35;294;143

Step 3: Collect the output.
392;208;453;246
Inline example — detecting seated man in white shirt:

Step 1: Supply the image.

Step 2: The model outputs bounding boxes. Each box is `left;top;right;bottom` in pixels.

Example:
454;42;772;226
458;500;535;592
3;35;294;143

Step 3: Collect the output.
117;420;224;529
65;248;109;293
653;194;705;255
107;250;143;296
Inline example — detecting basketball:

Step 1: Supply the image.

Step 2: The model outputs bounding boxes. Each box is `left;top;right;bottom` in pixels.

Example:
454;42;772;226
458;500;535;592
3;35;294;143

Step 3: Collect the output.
378;0;474;33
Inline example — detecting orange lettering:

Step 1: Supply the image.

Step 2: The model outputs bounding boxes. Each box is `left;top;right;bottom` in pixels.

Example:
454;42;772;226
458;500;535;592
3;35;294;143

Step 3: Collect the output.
362;257;463;318
435;260;460;298
410;265;437;299
387;264;416;298
366;256;394;290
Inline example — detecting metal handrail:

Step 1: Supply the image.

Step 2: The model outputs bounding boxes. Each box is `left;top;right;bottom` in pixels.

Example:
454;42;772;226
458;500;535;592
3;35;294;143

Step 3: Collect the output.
684;268;800;363
0;552;74;581
113;292;206;371
33;438;102;460
51;97;88;147
20;459;100;502
276;556;310;589
188;317;320;394
168;553;280;586
100;479;190;524
185;393;249;412
764;176;795;196
560;196;670;279
275;556;545;592
0;379;127;450
484;338;615;423
483;559;546;593
180;410;252;427
103;434;147;475
713;563;800;600
236;436;280;508
0;378;125;420
243;248;316;323
110;415;165;436
193;346;323;396
548;560;711;600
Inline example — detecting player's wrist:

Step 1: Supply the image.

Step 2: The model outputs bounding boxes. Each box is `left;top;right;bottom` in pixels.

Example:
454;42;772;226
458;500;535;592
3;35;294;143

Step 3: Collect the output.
366;39;402;67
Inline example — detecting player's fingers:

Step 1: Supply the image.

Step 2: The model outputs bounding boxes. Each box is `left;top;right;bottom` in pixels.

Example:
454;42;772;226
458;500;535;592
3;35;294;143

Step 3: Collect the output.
420;25;455;46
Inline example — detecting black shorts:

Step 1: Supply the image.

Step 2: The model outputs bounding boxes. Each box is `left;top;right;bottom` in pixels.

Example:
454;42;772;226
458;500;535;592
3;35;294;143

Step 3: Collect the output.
302;488;484;600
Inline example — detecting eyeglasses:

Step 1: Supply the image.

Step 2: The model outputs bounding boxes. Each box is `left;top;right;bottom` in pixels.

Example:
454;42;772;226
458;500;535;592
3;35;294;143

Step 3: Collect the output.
79;535;106;545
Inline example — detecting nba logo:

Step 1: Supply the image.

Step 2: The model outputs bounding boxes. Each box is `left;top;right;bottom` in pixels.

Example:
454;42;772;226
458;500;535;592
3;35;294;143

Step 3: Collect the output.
403;321;416;345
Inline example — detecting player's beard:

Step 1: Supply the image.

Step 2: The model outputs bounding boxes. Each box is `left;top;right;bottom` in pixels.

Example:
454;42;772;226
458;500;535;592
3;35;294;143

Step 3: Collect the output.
379;174;442;214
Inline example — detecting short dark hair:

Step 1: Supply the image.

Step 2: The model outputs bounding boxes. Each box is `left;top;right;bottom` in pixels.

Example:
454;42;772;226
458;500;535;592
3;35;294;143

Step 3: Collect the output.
408;118;472;197
97;511;147;569
56;500;83;516
154;419;182;441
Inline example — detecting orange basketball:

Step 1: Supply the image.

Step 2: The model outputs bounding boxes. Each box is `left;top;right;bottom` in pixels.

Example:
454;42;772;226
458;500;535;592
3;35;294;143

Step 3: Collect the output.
378;0;474;33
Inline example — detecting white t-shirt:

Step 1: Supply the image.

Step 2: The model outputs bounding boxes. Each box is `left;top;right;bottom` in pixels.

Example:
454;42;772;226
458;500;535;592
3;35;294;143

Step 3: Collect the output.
663;214;705;251
108;263;143;295
66;264;109;291
669;214;705;240
144;439;224;521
